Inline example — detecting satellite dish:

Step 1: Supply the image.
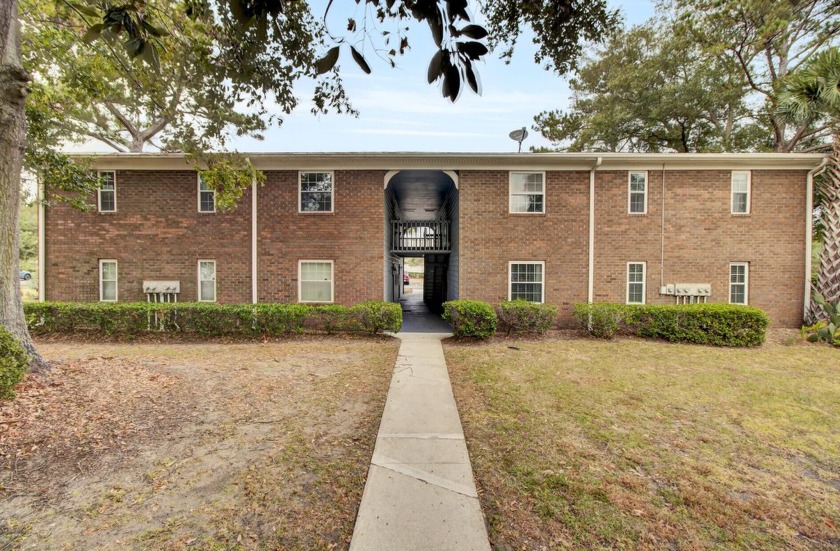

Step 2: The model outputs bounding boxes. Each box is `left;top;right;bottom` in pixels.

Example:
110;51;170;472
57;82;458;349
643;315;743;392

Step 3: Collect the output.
509;127;529;153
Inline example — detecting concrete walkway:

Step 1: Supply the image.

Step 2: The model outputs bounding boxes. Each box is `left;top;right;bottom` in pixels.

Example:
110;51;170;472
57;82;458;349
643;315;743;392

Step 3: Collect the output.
349;308;491;550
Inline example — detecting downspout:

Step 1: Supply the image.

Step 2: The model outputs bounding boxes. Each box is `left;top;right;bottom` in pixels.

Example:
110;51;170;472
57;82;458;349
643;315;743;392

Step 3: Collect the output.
805;157;829;318
660;164;666;290
37;176;45;302
588;156;603;303
249;158;258;304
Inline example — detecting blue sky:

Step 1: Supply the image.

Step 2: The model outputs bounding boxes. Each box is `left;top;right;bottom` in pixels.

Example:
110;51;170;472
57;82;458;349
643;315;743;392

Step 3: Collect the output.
81;0;656;153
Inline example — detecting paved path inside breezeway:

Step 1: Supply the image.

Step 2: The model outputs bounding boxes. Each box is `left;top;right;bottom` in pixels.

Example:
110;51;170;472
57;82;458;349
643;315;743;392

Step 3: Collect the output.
349;327;491;550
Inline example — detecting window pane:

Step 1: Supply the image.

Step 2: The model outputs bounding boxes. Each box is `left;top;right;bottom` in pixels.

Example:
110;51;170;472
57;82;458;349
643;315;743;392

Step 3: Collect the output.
511;173;543;193
301;192;332;212
732;193;747;213
200;261;215;281
102;262;116;280
99;172;115;190
630;193;645;213
100;191;115;211
200;191;215;212
730;265;745;283
199;176;211;191
732;173;749;191
511;283;542;302
200;280;215;301
102;281;116;301
301;262;332;281
511;194;543;213
301;172;333;192
628;264;643;283
630;173;646;191
629;282;643;303
730;285;745;304
301;281;331;302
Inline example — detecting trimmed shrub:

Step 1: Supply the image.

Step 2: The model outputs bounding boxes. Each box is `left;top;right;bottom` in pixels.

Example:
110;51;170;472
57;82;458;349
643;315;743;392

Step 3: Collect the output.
497;300;557;336
24;301;401;337
350;301;403;334
442;299;497;339
0;327;29;400
573;302;769;347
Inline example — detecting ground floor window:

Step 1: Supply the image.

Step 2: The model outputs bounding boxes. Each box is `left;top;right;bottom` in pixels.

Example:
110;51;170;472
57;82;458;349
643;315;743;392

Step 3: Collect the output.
627;262;646;304
730;262;748;304
198;260;216;302
509;261;544;303
299;260;334;303
99;259;117;302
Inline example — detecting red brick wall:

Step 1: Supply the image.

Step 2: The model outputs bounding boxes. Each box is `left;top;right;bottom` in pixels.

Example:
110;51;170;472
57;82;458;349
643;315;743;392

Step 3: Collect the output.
46;169;386;306
593;169;807;327
45;170;252;303
458;170;591;326
256;170;385;305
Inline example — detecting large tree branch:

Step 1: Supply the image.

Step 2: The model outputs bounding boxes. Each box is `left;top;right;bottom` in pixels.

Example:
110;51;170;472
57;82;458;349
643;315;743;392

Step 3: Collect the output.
104;100;140;139
138;79;185;143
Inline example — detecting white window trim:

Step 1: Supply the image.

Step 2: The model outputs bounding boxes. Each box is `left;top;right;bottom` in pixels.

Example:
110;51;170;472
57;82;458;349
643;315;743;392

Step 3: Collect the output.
507;260;546;303
197;174;216;213
298;260;335;303
628;171;648;215
99;259;118;302
626;261;646;305
298;171;335;214
197;259;217;302
729;262;749;305
97;170;116;213
508;171;546;214
731;170;751;215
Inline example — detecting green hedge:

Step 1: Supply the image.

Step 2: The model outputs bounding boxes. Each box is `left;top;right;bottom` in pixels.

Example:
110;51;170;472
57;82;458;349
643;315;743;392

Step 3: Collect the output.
0;327;29;400
497;300;557;336
573;302;769;346
24;301;402;337
442;300;497;339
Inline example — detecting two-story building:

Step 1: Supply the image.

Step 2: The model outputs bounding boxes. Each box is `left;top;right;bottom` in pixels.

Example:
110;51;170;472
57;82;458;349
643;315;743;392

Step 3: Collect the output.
38;152;827;327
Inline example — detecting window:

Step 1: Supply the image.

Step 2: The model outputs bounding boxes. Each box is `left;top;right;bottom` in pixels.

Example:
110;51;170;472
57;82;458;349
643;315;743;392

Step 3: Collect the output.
628;171;647;214
299;260;334;303
509;172;545;213
731;171;751;214
99;260;118;302
98;171;116;212
729;263;748;304
198;260;216;302
509;261;545;303
198;174;215;213
627;262;646;304
299;172;334;213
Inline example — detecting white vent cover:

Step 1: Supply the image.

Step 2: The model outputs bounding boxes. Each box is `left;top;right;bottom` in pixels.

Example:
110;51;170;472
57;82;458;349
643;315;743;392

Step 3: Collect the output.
143;280;180;293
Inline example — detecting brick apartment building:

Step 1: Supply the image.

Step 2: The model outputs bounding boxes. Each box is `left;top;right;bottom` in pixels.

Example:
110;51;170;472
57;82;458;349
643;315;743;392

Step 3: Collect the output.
38;152;826;327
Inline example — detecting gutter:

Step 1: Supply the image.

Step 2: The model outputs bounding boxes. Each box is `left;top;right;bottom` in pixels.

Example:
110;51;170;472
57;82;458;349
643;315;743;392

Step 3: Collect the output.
588;156;603;303
805;157;829;318
37;177;45;302
250;159;258;304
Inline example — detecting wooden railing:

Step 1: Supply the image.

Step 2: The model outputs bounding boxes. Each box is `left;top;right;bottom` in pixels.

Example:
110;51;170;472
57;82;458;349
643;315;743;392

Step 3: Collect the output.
392;220;450;253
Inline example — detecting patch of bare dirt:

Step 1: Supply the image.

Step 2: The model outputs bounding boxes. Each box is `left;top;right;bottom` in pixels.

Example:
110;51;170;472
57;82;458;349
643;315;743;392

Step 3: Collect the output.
0;337;399;550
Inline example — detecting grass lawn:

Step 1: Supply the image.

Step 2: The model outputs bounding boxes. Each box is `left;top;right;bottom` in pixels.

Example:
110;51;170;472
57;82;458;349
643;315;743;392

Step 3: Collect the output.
446;334;840;550
0;337;399;550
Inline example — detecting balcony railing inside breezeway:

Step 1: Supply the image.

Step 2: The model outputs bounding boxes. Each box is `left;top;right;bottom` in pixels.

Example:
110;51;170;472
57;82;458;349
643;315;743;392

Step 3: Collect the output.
392;220;450;253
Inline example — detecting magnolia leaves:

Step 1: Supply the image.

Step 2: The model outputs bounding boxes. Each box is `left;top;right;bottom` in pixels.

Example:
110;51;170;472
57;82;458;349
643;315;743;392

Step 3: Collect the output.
314;0;490;102
74;2;169;72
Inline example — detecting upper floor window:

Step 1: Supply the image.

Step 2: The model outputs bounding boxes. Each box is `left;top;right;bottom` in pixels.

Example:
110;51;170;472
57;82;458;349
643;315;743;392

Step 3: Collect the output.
509;172;545;213
626;262;646;304
198;260;216;302
198;175;215;213
299;171;334;213
729;262;748;304
99;259;118;302
98;171;116;212
731;171;751;214
628;171;647;214
509;261;545;303
299;260;334;303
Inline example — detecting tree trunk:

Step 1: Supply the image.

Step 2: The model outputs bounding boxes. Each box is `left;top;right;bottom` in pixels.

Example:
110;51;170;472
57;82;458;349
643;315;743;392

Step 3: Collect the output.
0;0;46;372
812;132;840;320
